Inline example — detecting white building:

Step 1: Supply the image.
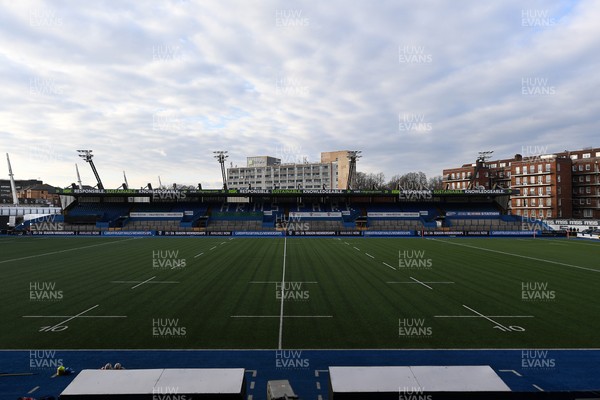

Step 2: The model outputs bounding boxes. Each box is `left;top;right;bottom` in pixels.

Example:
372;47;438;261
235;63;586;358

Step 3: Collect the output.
227;156;340;190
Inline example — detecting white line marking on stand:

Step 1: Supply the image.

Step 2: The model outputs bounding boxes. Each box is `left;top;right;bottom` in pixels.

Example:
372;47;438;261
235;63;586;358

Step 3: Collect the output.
499;369;523;377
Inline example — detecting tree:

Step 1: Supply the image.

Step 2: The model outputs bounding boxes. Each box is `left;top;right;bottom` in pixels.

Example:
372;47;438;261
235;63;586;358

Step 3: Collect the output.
427;175;443;190
354;172;386;190
394;172;428;190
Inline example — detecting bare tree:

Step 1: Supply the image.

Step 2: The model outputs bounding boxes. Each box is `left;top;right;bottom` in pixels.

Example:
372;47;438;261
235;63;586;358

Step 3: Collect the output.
354;172;386;190
427;175;443;190
396;172;428;190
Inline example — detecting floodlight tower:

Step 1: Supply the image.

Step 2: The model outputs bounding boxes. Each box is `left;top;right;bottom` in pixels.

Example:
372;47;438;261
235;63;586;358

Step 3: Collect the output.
477;150;494;163
77;150;104;190
346;150;362;190
123;171;129;190
470;150;494;189
213;151;229;190
75;164;83;189
6;153;19;205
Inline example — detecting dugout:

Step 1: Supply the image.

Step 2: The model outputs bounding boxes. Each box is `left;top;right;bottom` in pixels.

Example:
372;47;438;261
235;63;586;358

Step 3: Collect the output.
59;368;246;399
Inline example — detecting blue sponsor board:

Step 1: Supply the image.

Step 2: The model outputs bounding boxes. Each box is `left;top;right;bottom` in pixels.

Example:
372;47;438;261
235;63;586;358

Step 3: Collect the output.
233;231;284;236
491;230;542;236
102;230;155;236
364;230;415;236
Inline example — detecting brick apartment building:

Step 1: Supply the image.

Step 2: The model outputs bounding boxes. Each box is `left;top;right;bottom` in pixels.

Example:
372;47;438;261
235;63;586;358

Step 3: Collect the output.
442;147;600;219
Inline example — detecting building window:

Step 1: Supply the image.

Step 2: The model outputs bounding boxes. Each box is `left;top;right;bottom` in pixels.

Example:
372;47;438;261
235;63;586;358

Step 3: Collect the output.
546;198;551;206
557;175;561;183
586;164;591;171
547;210;552;218
537;164;542;173
546;175;551;183
587;175;591;182
587;187;591;194
579;165;583;171
584;209;593;218
529;165;535;173
546;186;551;193
516;177;521;185
583;153;591;159
516;166;520;174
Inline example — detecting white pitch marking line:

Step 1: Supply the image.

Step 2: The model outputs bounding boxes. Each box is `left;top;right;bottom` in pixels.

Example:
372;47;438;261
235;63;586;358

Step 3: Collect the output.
430;238;600;273
24;315;127;318
387;281;454;284
0;238;137;264
462;304;510;330
194;252;204;258
210;246;217;250
220;242;226;245
409;276;433;290
353;246;360;251
434;315;533;318
131;276;156;289
382;262;397;270
533;384;544;391
28;386;40;394
231;315;333;318
47;304;99;331
249;281;318;284
344;242;350;245
365;253;375;259
499;369;523;377
278;236;288;350
111;281;178;284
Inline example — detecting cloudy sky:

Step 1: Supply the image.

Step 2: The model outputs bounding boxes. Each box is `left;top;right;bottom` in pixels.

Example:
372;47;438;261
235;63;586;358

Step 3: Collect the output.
0;0;598;189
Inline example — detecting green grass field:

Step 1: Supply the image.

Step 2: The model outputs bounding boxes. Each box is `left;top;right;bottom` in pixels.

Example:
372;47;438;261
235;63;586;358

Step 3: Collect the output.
1;236;599;350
